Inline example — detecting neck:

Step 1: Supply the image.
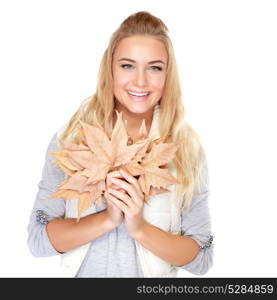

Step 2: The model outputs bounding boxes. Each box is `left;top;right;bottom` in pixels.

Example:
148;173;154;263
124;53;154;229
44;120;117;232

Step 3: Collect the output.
113;101;154;138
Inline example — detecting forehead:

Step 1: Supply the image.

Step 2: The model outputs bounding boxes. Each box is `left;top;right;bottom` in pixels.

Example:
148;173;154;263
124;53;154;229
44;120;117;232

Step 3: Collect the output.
113;35;167;62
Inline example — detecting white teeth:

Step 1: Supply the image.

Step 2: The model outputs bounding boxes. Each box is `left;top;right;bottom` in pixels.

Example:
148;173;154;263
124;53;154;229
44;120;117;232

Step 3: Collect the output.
128;91;149;97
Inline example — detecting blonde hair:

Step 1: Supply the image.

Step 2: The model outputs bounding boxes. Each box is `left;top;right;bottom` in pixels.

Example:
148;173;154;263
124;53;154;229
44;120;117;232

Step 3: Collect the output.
58;11;207;212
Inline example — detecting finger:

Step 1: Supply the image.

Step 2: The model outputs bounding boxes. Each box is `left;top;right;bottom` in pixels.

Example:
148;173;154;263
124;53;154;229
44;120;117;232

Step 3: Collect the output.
110;177;134;199
108;188;134;209
111;177;143;207
104;191;113;204
111;177;140;205
106;170;124;189
119;169;144;199
105;189;125;202
105;194;114;207
107;170;123;181
108;194;128;214
106;192;123;209
104;191;114;207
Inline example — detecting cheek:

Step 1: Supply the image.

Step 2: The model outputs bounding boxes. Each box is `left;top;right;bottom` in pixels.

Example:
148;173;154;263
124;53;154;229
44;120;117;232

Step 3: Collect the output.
113;69;130;90
150;75;166;93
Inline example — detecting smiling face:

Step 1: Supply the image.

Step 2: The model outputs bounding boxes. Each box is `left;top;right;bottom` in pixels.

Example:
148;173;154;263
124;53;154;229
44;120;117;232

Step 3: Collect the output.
112;35;168;115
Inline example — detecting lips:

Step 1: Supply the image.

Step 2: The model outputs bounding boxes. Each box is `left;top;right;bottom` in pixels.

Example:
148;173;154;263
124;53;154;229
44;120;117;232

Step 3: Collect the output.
127;90;150;97
127;90;150;102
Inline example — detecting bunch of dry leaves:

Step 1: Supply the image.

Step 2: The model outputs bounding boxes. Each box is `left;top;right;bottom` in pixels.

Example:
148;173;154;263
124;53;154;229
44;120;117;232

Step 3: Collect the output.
47;110;182;221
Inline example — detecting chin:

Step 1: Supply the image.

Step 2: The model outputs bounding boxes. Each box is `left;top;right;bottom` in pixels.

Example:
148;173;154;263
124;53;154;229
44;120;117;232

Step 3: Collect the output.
125;103;153;114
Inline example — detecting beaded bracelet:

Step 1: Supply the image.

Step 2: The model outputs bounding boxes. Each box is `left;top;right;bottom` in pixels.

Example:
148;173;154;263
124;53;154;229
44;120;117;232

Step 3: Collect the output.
35;209;49;225
199;234;214;250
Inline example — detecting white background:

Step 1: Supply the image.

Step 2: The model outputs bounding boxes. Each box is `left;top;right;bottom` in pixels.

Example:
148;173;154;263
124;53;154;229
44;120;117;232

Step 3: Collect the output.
0;0;276;277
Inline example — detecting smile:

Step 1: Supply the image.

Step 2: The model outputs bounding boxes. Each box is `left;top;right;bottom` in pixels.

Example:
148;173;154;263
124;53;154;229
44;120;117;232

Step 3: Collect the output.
126;90;150;102
127;90;150;97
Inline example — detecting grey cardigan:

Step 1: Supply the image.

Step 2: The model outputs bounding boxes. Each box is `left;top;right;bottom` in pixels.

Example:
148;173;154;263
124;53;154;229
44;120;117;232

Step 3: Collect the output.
27;131;214;277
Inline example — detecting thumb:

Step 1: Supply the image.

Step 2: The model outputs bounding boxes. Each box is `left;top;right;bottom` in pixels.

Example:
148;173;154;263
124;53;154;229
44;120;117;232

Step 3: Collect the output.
105;192;116;208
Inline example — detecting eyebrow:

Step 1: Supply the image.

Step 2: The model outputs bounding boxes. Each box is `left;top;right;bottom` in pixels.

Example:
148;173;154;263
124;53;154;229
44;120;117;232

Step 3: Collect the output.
118;58;166;64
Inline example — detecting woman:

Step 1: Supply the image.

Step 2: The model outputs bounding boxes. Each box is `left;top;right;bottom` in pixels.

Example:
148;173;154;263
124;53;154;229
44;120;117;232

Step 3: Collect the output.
27;11;214;277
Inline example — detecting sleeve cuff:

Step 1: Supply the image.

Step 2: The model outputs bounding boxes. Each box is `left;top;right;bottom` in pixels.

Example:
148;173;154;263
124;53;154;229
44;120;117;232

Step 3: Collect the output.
175;234;214;275
35;209;62;256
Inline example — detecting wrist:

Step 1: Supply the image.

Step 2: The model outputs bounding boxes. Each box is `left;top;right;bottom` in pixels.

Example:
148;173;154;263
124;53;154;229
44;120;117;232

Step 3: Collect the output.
129;220;147;241
103;210;120;231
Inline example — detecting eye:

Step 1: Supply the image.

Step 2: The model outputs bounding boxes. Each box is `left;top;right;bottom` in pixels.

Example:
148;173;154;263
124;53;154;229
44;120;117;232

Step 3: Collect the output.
121;64;134;69
150;66;163;71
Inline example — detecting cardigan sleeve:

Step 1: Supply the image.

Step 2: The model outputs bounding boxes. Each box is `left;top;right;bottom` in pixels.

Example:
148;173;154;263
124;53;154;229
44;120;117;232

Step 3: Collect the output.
176;157;214;275
27;132;67;257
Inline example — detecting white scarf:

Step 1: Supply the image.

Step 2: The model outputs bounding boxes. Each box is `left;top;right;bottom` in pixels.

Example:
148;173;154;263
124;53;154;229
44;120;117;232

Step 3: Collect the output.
57;104;181;277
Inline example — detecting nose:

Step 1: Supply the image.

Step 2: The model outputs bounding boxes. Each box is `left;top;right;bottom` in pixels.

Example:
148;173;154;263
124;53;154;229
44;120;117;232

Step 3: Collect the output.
134;69;147;87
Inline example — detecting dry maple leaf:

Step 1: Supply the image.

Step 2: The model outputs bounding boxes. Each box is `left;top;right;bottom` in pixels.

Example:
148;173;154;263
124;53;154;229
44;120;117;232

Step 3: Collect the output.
47;110;150;221
136;141;182;197
46;110;182;221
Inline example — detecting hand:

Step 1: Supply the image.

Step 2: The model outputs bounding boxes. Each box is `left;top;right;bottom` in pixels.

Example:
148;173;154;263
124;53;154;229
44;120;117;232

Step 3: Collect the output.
104;170;124;228
107;168;146;239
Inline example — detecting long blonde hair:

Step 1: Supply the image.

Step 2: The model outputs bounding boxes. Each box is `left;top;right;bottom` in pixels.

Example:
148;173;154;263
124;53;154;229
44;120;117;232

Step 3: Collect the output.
58;11;207;212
